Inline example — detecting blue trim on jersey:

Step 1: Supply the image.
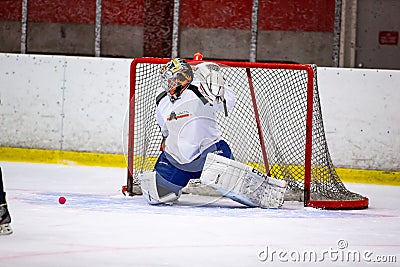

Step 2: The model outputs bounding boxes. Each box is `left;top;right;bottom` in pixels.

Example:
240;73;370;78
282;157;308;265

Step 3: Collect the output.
154;140;233;189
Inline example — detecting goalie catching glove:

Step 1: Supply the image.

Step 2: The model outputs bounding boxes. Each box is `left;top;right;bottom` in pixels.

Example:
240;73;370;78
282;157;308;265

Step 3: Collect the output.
200;153;288;208
193;62;225;104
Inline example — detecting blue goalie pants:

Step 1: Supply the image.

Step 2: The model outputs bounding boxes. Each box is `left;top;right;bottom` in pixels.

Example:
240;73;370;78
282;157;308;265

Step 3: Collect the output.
154;140;233;194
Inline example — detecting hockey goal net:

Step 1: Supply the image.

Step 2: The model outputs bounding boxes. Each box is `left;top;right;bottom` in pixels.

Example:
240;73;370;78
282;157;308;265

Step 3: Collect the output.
125;57;368;209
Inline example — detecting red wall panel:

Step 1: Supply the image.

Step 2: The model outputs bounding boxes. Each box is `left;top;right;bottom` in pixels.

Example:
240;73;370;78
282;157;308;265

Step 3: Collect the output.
0;0;22;21
180;0;334;32
259;0;335;32
102;0;143;26
180;0;252;30
143;0;173;57
28;0;96;24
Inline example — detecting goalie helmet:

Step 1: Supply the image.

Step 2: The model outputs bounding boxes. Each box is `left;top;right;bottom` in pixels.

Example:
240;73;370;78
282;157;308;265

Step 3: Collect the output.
160;58;193;102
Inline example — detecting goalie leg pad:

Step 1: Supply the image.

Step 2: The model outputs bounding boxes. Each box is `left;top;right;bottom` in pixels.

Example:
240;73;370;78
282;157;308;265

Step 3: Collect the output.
258;179;287;208
138;172;182;205
200;154;287;208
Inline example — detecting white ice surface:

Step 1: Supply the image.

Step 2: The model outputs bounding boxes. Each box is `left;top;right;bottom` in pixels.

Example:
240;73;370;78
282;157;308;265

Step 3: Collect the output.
0;162;399;267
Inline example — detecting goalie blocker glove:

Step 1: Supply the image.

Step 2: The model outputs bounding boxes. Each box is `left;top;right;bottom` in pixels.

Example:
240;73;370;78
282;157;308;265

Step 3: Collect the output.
200;153;288;208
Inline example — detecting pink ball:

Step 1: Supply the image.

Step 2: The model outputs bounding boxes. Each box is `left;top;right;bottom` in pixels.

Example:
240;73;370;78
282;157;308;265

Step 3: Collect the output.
59;196;66;205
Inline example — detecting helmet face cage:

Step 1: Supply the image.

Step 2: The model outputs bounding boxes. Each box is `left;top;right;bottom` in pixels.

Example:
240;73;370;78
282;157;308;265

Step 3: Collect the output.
160;58;193;100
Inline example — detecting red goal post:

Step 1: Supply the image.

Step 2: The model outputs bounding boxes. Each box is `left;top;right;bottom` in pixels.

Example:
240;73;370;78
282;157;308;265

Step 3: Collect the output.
126;57;369;210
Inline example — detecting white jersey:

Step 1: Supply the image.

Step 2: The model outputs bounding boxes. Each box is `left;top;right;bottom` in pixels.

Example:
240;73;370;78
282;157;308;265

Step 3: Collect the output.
156;84;235;164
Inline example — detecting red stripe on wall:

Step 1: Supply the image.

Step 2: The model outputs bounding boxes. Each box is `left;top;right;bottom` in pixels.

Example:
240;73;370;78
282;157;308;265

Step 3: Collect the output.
28;0;96;24
0;0;22;21
0;0;335;31
258;0;335;32
180;0;252;30
102;0;144;26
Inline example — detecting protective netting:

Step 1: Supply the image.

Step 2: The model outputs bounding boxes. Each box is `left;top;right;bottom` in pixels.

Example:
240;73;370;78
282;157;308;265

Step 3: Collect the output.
127;59;368;208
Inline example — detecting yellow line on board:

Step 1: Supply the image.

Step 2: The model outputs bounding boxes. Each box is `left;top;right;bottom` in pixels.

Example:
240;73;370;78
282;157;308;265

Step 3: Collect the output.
336;168;400;186
0;147;127;168
0;147;399;185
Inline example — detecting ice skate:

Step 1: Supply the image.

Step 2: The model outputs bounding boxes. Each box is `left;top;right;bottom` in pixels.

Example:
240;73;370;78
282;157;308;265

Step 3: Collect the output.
0;203;13;235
